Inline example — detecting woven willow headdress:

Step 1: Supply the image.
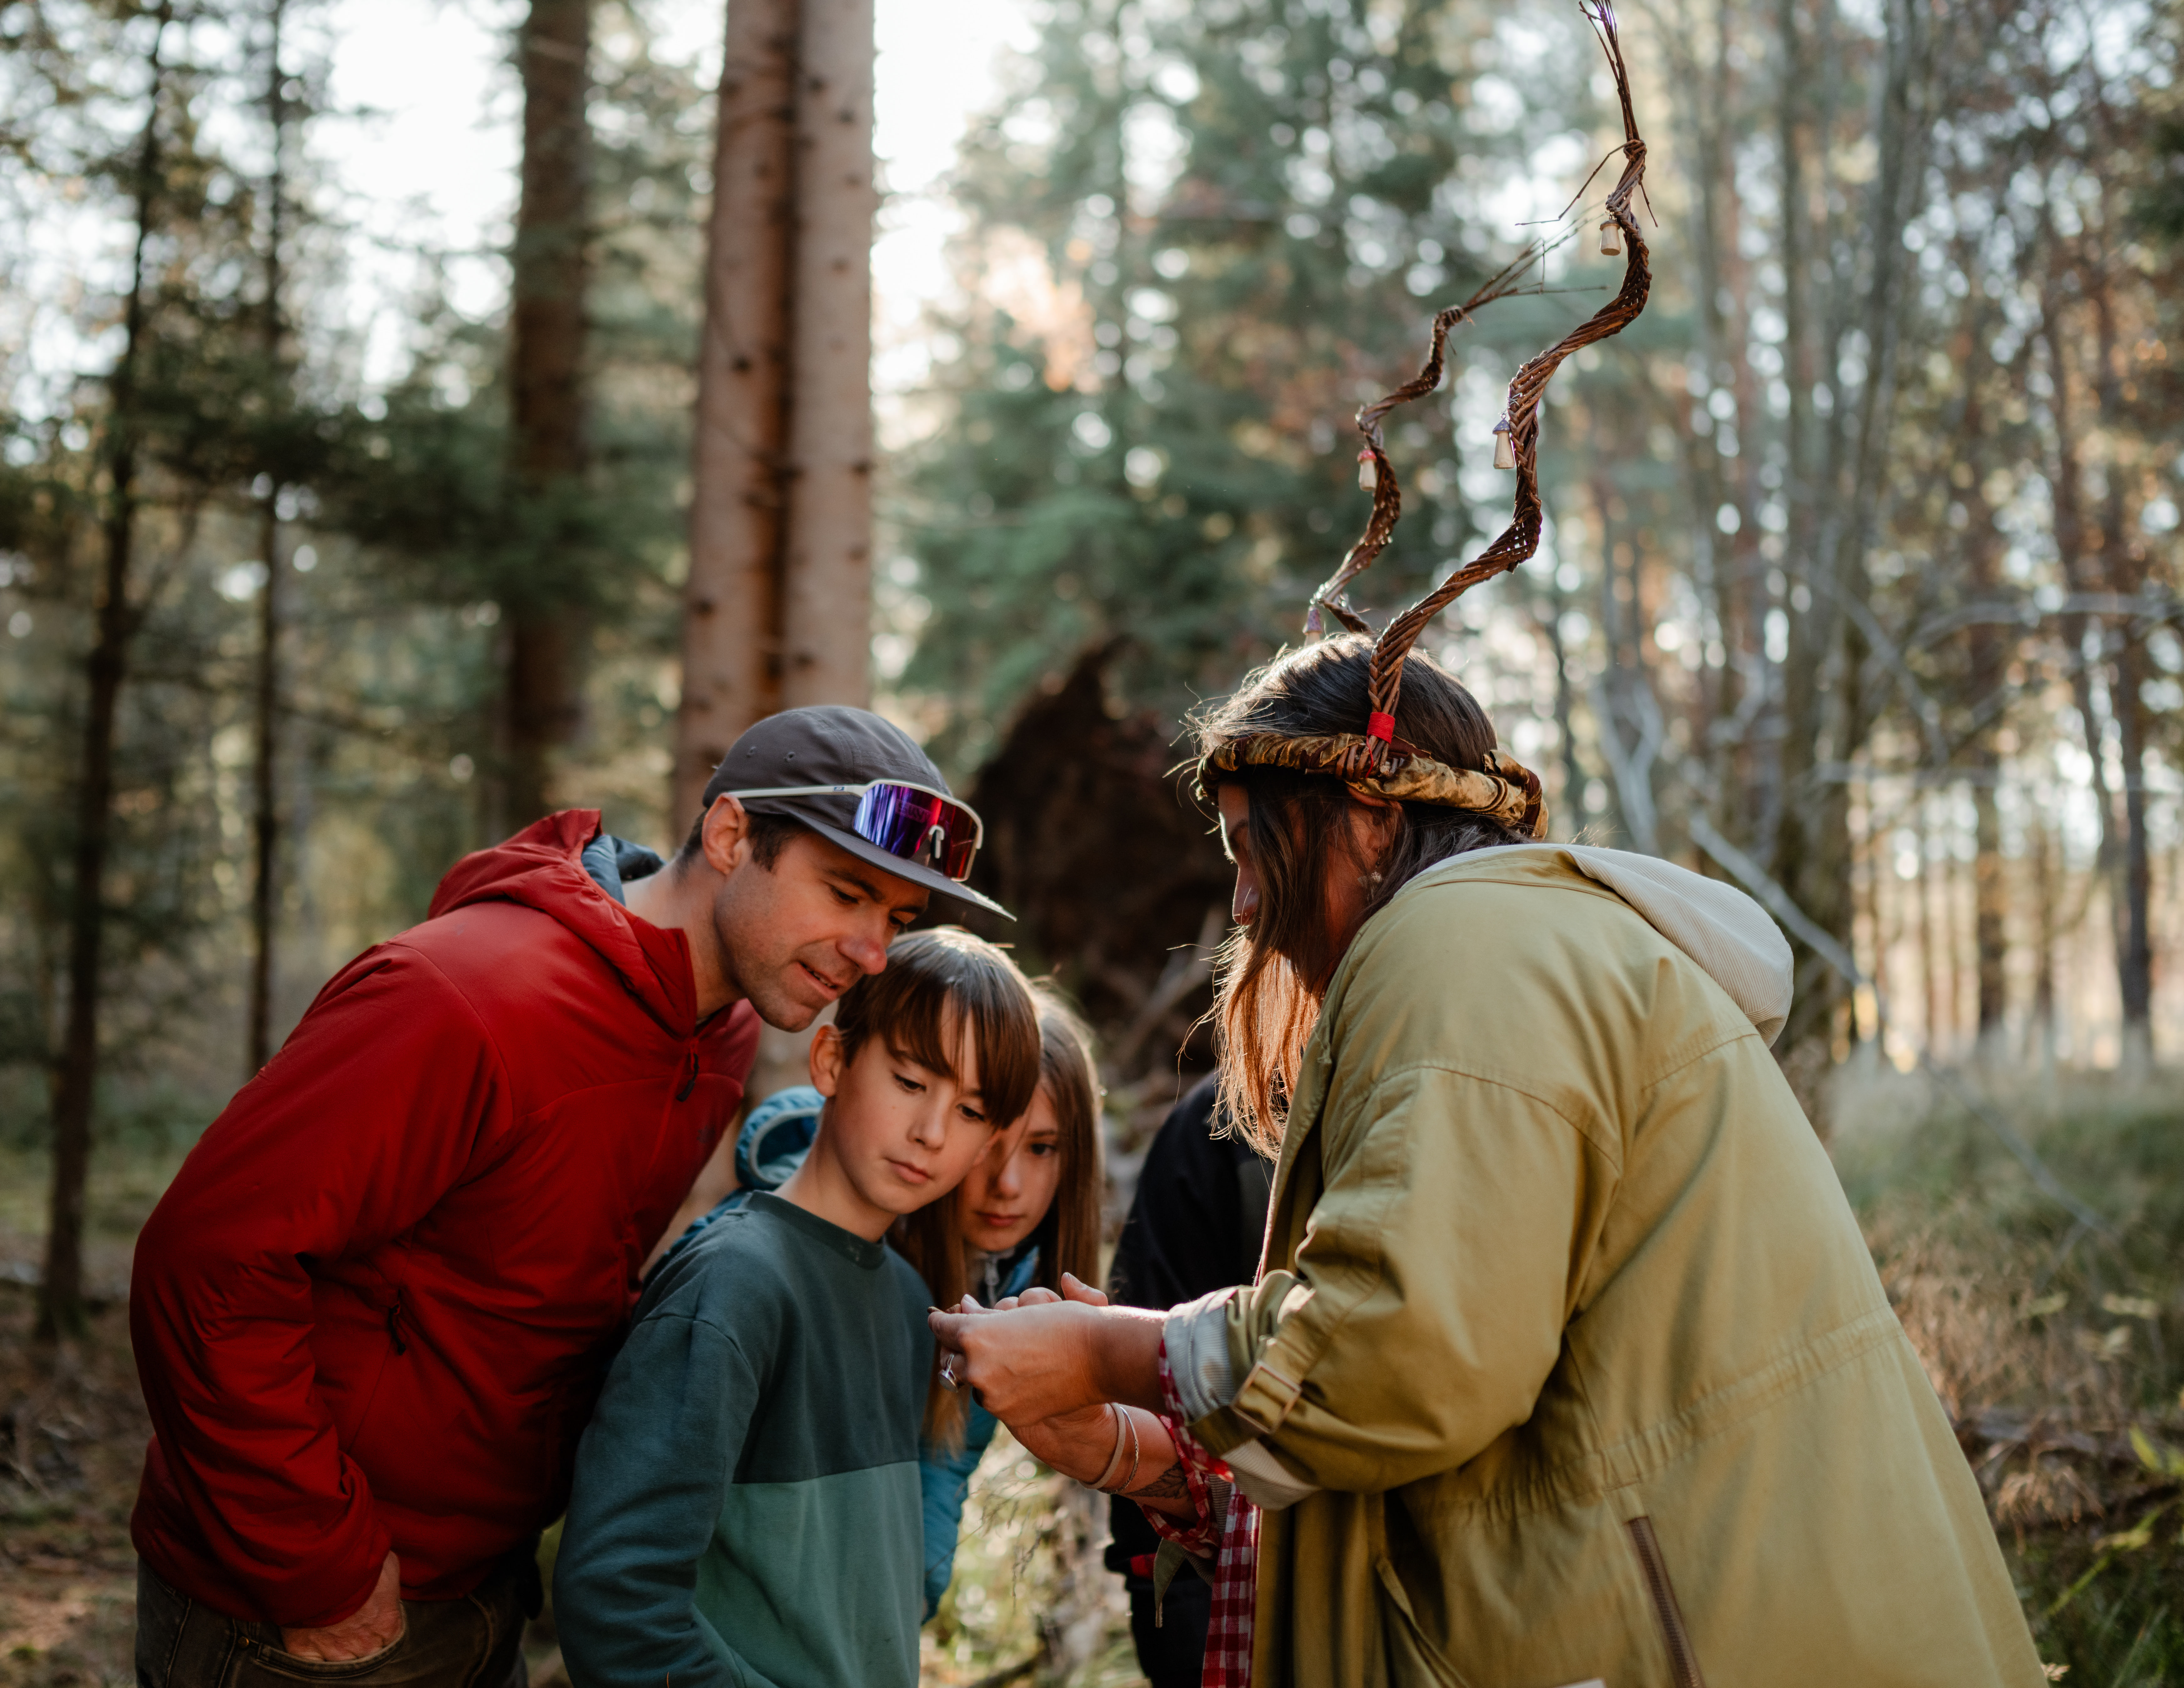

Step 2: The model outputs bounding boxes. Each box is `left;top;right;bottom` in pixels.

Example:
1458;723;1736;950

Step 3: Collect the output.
1199;1;1653;841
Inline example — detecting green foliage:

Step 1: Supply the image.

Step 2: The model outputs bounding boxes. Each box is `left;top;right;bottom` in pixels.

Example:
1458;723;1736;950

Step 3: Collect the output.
0;0;714;1135
896;0;1613;772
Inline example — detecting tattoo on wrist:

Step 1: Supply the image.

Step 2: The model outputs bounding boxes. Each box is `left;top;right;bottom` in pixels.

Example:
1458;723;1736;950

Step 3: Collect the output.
1127;1460;1187;1499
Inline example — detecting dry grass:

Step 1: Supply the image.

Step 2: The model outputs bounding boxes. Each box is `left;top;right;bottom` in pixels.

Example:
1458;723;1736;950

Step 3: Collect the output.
1837;1065;2184;1683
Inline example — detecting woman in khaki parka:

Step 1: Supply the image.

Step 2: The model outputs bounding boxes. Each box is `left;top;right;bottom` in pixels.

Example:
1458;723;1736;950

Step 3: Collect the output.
932;637;2044;1688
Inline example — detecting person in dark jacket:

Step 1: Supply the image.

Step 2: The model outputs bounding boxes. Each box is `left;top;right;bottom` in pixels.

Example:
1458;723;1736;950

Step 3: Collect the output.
129;706;1007;1688
1103;1073;1271;1688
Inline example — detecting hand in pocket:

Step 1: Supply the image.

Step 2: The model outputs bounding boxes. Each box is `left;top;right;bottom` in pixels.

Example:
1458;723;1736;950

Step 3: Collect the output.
280;1553;403;1662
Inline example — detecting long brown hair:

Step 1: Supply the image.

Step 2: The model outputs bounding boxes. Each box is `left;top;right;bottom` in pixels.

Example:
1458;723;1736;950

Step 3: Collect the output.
1193;634;1523;1151
1021;985;1105;1297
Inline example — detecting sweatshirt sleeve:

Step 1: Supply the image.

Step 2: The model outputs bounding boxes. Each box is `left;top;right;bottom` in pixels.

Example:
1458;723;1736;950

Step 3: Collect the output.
555;1308;761;1688
129;946;509;1627
1182;1062;1597;1495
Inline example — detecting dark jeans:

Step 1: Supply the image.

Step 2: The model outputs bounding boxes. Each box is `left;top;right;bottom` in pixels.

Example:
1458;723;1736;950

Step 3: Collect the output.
1127;1573;1212;1688
135;1561;531;1688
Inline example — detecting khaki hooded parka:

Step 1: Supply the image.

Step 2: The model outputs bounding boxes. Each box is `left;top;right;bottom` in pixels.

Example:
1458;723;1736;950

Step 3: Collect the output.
1183;848;2043;1688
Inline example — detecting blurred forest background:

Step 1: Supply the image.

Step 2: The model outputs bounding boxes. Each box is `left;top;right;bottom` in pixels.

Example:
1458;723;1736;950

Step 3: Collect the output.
4;0;2184;1680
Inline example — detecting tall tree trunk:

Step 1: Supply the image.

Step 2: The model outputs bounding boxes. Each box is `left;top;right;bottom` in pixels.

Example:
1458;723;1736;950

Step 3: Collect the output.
505;0;593;829
675;0;876;829
2031;813;2057;1074
1919;798;1941;1057
1769;0;1940;1071
1957;375;2009;1048
2039;306;2121;936
2111;627;2154;1056
1538;587;1588;838
2087;259;2154;1059
777;0;875;712
1946;809;1970;1054
677;0;875;1107
676;0;798;824
41;5;171;1343
1772;0;1816;865
247;0;290;1074
1971;778;2005;1040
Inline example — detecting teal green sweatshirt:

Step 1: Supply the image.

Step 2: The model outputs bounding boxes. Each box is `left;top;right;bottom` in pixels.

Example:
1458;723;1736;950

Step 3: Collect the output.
553;1192;932;1688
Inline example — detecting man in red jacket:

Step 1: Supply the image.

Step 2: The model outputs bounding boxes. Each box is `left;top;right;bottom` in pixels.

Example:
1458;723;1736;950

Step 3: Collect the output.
129;706;1006;1688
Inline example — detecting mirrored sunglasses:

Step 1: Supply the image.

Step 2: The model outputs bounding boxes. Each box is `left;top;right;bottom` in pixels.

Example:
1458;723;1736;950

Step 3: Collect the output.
725;780;985;882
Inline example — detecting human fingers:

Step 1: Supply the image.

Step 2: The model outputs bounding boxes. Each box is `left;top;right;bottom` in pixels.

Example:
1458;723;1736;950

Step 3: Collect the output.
1059;1272;1110;1307
281;1553;402;1660
929;1309;977;1352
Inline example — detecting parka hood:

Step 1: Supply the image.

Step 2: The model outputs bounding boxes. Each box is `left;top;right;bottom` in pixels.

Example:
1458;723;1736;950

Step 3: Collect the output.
1437;843;1795;1043
429;809;700;1035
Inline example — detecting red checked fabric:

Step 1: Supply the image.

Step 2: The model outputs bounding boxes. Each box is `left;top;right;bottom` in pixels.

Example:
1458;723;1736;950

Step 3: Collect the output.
1150;1341;1262;1688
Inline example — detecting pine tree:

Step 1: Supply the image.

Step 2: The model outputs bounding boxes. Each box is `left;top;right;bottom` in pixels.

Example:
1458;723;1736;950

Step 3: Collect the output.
896;0;1605;773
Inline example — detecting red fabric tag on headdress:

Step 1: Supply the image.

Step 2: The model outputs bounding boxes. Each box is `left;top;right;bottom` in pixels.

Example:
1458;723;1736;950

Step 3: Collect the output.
1366;711;1396;743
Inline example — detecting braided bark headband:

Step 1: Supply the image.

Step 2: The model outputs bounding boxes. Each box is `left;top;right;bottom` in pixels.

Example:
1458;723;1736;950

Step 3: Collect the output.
1199;2;1650;836
1197;733;1547;838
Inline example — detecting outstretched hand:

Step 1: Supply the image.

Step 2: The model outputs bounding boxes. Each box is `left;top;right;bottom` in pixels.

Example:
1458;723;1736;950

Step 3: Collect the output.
930;1273;1165;1425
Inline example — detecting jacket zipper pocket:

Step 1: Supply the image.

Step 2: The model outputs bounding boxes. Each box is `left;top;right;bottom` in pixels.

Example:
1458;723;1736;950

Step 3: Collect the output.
1626;1516;1706;1688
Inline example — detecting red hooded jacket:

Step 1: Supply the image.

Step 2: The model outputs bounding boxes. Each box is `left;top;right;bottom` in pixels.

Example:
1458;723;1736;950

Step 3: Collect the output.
129;812;761;1627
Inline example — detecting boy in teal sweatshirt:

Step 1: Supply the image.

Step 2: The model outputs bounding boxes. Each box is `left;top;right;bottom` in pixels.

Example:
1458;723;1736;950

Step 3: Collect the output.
553;930;1041;1688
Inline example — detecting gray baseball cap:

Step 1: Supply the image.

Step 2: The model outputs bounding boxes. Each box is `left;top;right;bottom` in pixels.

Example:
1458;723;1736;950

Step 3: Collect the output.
702;706;1011;920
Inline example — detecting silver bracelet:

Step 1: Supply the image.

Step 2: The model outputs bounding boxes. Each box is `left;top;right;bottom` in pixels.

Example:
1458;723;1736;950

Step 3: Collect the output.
1100;1407;1144;1495
1090;1403;1130;1492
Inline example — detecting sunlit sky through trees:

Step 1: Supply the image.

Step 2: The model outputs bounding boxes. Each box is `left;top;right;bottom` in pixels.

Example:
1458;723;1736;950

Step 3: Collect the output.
322;0;1037;421
0;0;1037;429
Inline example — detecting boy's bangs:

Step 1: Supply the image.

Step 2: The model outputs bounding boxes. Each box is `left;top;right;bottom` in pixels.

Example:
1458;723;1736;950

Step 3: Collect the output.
881;990;963;1086
834;929;1041;1128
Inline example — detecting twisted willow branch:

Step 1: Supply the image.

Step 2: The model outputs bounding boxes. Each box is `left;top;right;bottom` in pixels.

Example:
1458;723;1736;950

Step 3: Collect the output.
1304;246;1545;637
1339;0;1653;750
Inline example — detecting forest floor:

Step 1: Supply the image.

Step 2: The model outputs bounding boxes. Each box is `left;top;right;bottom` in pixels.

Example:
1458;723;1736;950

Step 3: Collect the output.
1835;1066;2184;1682
3;1067;2183;1687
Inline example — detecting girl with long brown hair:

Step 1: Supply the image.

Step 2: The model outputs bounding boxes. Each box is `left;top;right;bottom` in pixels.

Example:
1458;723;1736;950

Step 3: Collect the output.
899;985;1105;1613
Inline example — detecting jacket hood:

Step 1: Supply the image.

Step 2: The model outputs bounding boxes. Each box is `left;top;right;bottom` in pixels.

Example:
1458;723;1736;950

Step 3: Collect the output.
429;810;699;1035
1447;843;1795;1043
